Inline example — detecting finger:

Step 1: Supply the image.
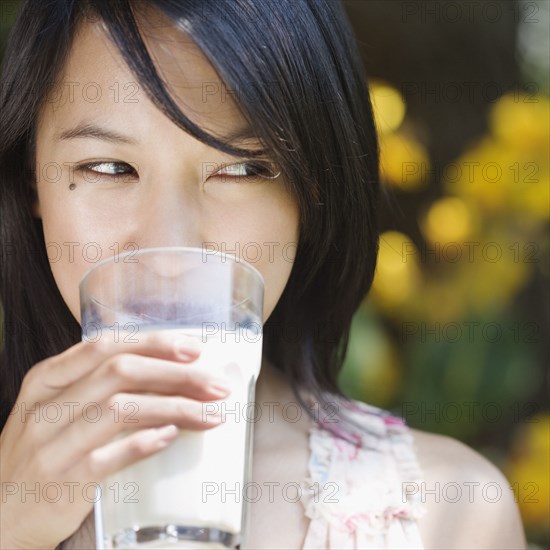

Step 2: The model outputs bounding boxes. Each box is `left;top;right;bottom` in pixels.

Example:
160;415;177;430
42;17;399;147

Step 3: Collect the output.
84;424;181;480
21;329;203;400
15;354;231;448
58;354;232;409
41;393;223;469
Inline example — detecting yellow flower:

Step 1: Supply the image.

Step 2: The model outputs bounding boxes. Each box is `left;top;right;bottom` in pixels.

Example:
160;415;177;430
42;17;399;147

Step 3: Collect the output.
380;132;430;191
370;80;406;134
446;136;549;219
420;197;478;245
371;231;421;310
490;94;549;152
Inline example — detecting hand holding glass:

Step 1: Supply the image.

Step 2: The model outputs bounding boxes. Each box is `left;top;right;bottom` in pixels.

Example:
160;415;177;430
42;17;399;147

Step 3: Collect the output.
79;247;264;549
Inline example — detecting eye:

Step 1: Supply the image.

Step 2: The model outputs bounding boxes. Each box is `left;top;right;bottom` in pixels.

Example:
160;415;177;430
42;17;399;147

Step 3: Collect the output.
75;161;138;182
211;161;281;181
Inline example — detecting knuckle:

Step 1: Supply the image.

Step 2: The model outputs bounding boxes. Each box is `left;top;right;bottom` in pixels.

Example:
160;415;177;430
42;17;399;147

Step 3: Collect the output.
144;330;165;349
21;361;48;393
86;451;103;478
172;396;189;418
106;392;126;411
171;397;199;422
104;354;134;382
174;335;201;355
32;453;56;479
82;337;111;356
128;433;152;455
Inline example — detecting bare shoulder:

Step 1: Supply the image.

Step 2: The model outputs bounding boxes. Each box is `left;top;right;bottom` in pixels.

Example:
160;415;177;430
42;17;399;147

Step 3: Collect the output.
408;428;527;550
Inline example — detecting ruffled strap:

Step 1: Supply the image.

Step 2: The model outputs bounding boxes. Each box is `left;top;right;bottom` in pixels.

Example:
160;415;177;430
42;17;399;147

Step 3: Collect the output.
299;394;426;549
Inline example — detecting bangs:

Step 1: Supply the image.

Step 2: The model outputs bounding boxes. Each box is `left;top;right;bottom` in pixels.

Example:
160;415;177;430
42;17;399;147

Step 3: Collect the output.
83;0;265;159
79;0;359;238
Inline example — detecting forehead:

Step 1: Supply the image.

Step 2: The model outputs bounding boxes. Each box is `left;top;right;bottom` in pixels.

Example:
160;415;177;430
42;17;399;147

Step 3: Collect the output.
39;11;246;137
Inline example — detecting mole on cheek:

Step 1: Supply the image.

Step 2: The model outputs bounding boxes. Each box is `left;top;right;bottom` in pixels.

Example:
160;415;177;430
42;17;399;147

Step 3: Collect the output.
69;183;76;190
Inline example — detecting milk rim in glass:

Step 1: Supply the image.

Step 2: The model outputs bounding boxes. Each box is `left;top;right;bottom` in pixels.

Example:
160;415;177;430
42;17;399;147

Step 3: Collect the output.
79;247;264;549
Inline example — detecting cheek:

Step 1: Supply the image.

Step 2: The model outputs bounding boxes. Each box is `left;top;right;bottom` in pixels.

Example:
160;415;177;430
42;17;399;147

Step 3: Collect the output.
259;250;296;322
230;205;299;323
195;185;300;322
40;200;133;324
42;216;92;324
38;180;299;326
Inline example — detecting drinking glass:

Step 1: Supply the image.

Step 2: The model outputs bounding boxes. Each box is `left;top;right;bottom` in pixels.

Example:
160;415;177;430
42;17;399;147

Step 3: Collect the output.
79;247;264;549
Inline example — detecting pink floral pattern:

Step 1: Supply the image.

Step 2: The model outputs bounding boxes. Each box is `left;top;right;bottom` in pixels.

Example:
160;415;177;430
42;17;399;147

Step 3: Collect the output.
299;394;426;549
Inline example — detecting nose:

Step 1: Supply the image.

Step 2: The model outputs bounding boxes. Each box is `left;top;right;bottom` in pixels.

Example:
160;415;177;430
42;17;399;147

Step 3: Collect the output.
136;185;204;264
136;195;203;281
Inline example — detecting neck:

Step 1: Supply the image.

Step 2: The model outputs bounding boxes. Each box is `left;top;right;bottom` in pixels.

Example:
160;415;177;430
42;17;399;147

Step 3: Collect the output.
252;357;313;451
256;356;295;404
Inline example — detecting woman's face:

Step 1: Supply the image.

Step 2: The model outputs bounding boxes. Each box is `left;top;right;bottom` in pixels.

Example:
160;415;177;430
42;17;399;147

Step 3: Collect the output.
33;17;299;324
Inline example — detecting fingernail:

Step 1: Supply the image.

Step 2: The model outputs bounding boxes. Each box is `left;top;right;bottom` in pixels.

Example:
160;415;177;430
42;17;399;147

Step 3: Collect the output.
155;424;179;442
208;380;232;397
174;337;201;359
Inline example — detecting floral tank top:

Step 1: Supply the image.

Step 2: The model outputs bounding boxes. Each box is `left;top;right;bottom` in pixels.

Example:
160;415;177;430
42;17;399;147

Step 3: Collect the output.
57;395;426;550
298;394;425;549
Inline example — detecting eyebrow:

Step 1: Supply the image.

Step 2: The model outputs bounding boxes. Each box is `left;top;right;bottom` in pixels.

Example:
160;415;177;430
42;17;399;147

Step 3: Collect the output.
55;123;138;145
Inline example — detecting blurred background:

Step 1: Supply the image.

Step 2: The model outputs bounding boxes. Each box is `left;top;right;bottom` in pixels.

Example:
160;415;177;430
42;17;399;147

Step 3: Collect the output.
337;1;548;547
1;0;548;547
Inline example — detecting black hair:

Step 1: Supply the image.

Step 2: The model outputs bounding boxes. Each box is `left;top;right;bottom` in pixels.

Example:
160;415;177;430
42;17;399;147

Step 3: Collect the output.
0;0;379;430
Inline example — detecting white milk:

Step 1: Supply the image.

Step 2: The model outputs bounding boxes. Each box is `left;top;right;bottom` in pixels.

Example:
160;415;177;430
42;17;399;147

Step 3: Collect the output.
96;326;263;549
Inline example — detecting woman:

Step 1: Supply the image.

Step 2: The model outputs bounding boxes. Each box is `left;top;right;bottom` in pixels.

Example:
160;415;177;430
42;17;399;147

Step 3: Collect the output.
0;0;526;548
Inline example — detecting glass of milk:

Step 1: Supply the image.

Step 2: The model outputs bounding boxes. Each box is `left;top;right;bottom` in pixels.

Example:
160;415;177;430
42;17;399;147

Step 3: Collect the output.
79;247;264;549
